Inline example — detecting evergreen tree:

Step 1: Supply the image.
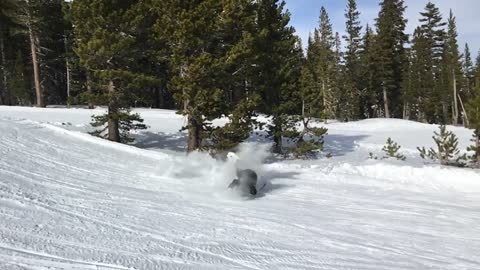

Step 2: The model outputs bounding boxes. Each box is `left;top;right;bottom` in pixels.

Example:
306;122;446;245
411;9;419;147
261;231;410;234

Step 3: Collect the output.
359;25;381;118
15;0;47;107
375;0;408;118
418;2;447;123
343;0;362;119
382;137;406;160
462;43;475;103
156;0;260;153
72;0;151;142
409;27;433;122
401;47;415;120
467;129;480;168
420;2;446;69
298;44;329;158
127;0;171;110
1;0;71;107
303;34;323;119
253;0;303;154
0;0;25;106
418;125;466;166
307;6;337;121
343;0;362;74
466;86;480;167
440;10;462;125
319;7;337;120
40;1;67;104
0;0;14;105
9;50;31;105
62;1;87;106
205;0;261;153
301;41;316;119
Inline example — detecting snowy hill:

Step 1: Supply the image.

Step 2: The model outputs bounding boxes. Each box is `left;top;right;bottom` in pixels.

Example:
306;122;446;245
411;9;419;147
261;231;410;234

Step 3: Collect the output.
1;106;480;269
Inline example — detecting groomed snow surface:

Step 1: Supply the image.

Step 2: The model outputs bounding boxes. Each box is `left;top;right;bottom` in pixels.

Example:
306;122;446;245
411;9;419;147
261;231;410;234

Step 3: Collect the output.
0;106;479;270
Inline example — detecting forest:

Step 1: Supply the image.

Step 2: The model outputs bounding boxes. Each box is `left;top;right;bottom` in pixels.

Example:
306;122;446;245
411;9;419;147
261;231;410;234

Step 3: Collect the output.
0;0;479;156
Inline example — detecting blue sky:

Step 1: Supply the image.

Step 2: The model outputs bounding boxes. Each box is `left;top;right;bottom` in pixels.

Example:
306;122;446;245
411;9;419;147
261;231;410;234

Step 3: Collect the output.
285;0;480;58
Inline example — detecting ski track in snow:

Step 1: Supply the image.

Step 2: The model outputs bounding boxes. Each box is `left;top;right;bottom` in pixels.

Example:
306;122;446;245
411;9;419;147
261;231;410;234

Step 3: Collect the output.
0;106;480;269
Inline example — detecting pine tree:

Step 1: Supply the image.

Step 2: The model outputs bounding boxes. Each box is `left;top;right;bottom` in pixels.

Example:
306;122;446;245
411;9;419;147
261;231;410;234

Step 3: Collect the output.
417;2;447;123
303;34;323;119
15;0;46;107
375;0;408;118
72;0;151;143
253;0;303;154
42;1;66;103
408;27;432;122
0;0;17;105
301;43;317;119
3;0;74;107
298;44;329;158
467;129;480;168
420;2;446;69
9;50;31;105
418;125;466;166
382;137;406;160
288;122;328;159
440;10;462;125
402;47;416;120
127;0;171;110
0;0;31;106
466;86;480;167
307;6;337;122
343;0;362;74
62;1;84;106
319;7;336;120
343;0;362;119
359;25;381;118
463;43;475;103
156;0;260;153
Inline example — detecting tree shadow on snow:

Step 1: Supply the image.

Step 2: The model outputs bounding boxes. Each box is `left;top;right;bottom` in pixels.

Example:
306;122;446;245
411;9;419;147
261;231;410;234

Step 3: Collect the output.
249;131;369;160
324;134;369;157
133;131;187;152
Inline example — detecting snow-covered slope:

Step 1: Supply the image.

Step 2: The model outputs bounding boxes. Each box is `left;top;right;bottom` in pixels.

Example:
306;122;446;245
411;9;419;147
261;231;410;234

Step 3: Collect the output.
1;106;480;270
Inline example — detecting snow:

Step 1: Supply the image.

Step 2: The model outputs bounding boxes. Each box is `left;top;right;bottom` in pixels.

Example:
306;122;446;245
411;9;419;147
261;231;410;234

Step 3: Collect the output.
0;106;480;270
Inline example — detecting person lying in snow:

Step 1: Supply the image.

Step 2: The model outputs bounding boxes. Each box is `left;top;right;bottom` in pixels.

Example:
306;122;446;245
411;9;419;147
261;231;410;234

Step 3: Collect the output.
227;152;258;196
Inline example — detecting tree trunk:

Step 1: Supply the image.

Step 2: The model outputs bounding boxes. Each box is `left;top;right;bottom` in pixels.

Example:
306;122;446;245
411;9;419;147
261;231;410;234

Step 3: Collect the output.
273;133;282;154
26;4;44;108
322;80;328;123
442;102;448;124
403;103;408;120
65;58;71;106
453;71;459;125
383;85;390;118
475;129;480;168
64;36;71;106
187;114;201;152
302;98;305;118
272;117;283;154
180;64;188;111
458;94;469;127
153;87;161;108
0;35;9;105
107;80;120;142
86;72;94;109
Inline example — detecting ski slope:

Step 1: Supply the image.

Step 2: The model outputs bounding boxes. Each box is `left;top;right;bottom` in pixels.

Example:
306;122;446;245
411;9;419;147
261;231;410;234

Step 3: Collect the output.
1;106;480;270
